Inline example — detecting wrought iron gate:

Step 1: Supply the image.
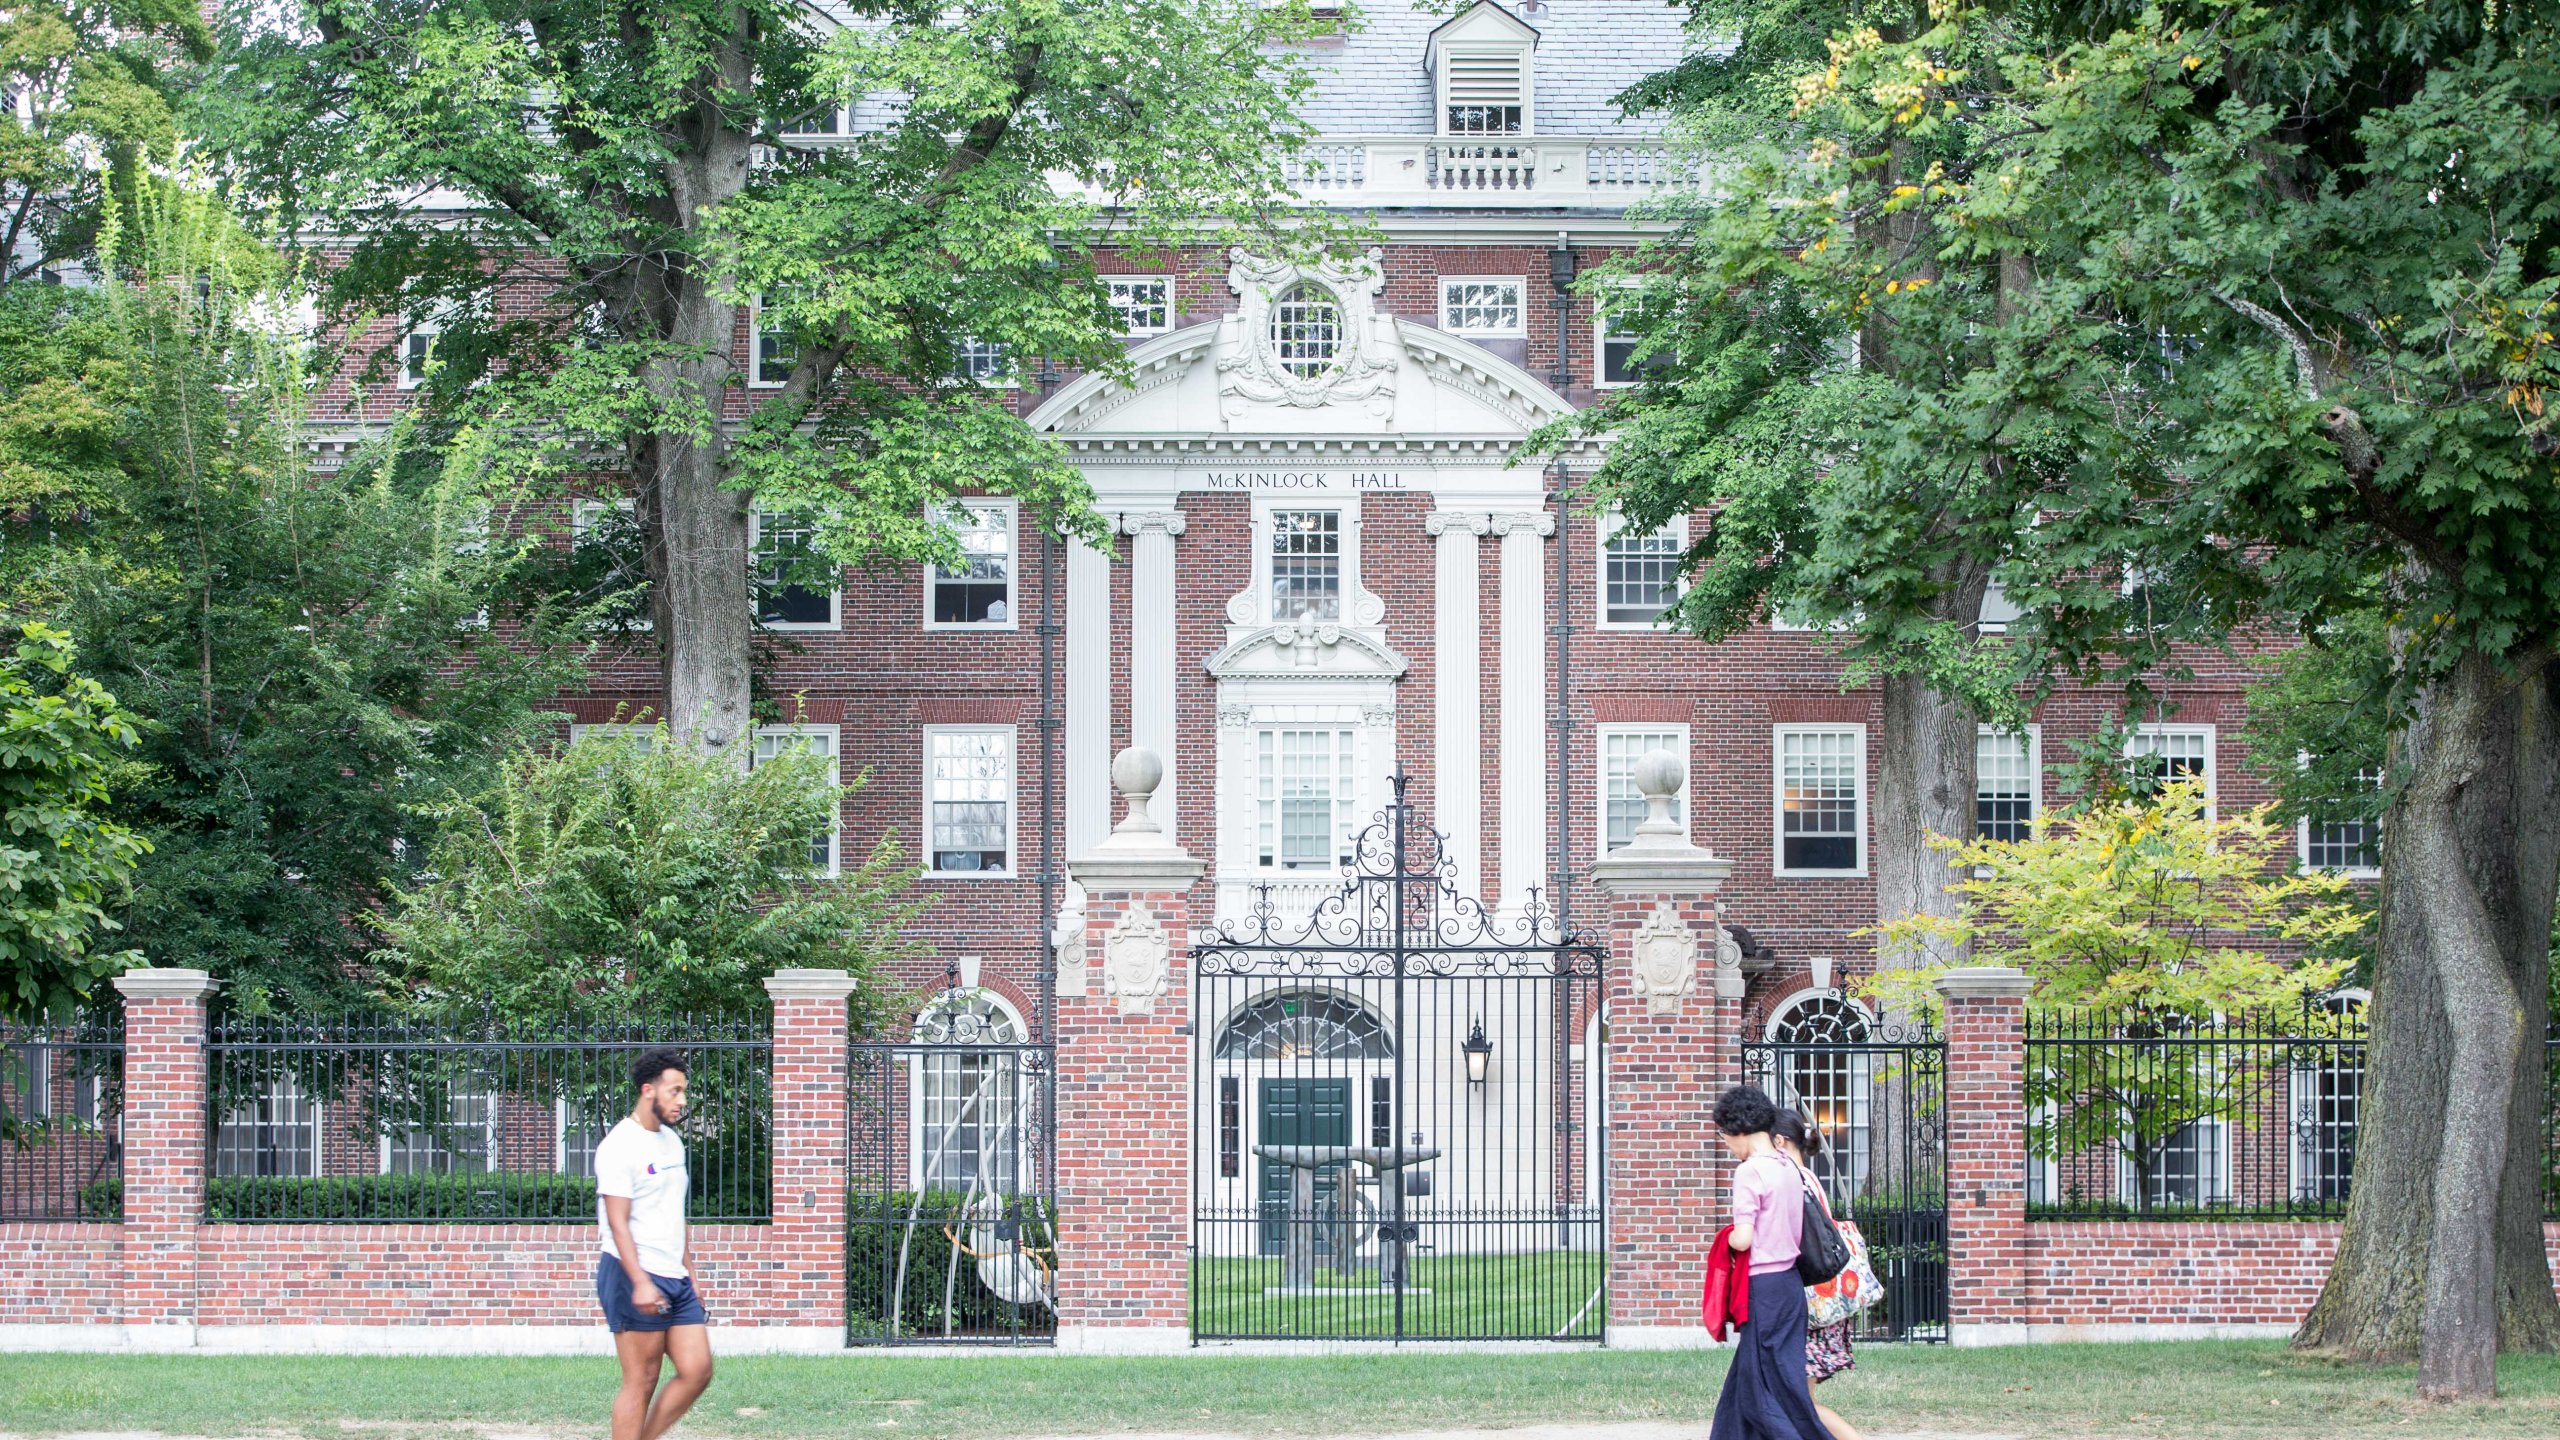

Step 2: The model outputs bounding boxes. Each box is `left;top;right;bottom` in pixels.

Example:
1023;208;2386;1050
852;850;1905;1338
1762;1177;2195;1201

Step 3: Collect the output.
1191;777;1606;1342
1743;1005;1947;1342
846;977;1056;1345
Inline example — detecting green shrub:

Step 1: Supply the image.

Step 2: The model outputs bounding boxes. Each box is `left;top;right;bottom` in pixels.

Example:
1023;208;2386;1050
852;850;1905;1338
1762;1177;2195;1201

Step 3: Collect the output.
84;1168;769;1222
846;1189;1056;1338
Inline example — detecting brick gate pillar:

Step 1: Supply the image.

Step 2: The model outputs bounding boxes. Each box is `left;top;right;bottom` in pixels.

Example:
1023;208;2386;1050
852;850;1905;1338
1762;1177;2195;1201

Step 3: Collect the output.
1936;965;2032;1346
1054;747;1203;1352
112;967;217;1348
1589;751;1734;1349
764;968;857;1338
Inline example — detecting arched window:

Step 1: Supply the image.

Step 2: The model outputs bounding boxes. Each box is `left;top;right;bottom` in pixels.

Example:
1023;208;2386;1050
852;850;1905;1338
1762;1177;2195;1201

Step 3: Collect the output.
1763;992;1875;1197
912;989;1030;1195
1268;285;1342;380
1215;988;1393;1062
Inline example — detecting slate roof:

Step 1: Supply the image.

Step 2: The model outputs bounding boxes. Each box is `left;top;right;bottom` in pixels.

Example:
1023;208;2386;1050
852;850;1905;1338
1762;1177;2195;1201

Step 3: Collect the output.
1299;0;1692;138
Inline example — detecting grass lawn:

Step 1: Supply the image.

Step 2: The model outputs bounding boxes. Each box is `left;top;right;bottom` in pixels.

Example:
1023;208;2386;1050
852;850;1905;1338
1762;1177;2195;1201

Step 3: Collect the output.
1190;1252;1605;1339
5;1342;2560;1439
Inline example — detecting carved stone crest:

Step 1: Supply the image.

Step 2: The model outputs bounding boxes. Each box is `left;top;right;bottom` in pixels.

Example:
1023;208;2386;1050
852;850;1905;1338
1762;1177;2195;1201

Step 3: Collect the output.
1218;247;1397;414
1052;883;1090;997
1102;902;1173;1015
1629;903;1700;1016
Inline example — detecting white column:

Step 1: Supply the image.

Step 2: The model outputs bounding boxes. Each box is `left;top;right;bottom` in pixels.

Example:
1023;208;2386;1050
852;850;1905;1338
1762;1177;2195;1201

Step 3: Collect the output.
1119;510;1185;843
1494;510;1554;912
1065;533;1115;859
1428;510;1490;899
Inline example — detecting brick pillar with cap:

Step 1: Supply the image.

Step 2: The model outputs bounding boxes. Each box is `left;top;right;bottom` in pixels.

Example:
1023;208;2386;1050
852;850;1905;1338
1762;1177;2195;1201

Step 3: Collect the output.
1937;965;2032;1346
113;967;218;1347
763;967;857;1336
1052;746;1203;1352
1590;750;1735;1349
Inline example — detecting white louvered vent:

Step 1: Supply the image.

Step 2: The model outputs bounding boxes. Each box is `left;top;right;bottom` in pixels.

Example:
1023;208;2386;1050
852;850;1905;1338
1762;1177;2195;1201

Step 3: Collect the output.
1444;50;1527;136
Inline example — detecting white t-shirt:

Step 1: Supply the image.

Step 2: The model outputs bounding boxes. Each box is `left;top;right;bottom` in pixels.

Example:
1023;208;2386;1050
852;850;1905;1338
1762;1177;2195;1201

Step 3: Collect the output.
594;1117;688;1277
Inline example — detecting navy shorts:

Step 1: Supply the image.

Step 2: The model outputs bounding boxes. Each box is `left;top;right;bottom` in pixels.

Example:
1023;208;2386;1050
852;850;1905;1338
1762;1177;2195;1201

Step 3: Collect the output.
596;1254;707;1332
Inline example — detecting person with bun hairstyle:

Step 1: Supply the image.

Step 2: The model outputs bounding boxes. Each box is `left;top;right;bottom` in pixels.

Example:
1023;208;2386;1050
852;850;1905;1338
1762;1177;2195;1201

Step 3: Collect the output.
1706;1084;1835;1439
1776;1108;1864;1440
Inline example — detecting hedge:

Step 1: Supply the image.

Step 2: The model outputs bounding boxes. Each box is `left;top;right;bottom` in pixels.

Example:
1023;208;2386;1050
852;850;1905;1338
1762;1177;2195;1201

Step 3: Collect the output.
846;1189;1057;1338
79;1170;768;1222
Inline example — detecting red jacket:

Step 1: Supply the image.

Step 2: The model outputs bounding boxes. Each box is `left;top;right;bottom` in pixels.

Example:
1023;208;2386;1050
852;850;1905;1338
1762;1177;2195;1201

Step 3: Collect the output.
1701;1223;1751;1340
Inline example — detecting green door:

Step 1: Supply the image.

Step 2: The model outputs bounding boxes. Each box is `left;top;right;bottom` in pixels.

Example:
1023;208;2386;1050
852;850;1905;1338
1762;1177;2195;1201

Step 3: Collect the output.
1257;1078;1351;1256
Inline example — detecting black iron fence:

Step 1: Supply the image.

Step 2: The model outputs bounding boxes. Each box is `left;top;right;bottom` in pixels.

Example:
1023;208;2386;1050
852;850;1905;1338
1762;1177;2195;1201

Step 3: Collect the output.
845;1034;1056;1346
197;1009;771;1223
2024;1006;2375;1221
1;1015;123;1220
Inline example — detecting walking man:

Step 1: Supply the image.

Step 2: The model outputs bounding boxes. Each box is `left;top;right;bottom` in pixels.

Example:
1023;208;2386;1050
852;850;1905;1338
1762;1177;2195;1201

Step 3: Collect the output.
596;1049;712;1440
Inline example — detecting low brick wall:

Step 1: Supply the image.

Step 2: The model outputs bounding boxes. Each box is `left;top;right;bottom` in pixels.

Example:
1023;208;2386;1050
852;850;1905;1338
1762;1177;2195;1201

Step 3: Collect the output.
4;1223;121;1325
2020;1221;2560;1331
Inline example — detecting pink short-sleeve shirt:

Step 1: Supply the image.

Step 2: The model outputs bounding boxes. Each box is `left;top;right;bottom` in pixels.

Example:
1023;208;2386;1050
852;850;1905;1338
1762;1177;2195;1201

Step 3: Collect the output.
1732;1152;1804;1275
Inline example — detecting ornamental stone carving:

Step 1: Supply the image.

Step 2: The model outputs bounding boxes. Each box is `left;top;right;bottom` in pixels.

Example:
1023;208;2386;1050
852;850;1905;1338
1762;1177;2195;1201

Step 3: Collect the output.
1360;701;1398;728
1629;903;1700;1016
1218;247;1398;416
1115;510;1187;538
1052;881;1090;998
1102;902;1173;1015
1487;510;1557;538
1715;925;1748;1000
1425;510;1494;537
1217;702;1254;728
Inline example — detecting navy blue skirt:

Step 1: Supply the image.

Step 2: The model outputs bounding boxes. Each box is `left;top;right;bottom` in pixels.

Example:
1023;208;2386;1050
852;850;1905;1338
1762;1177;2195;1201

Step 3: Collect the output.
1708;1270;1833;1439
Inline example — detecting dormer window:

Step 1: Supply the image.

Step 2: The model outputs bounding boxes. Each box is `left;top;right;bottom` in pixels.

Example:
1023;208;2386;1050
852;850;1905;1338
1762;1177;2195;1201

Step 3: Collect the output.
1428;2;1539;138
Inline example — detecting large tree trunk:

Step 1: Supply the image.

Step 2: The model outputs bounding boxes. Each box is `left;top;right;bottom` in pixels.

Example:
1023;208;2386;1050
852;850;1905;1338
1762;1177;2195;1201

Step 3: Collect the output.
2296;650;2560;1382
1872;663;1980;977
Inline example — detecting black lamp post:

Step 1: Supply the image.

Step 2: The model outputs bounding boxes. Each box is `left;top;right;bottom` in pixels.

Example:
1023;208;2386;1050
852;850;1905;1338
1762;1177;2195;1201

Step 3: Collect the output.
1463;1019;1493;1086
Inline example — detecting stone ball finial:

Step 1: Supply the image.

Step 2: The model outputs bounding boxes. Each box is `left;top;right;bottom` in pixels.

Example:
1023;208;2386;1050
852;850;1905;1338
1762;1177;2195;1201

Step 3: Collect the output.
1110;746;1166;836
1634;748;1685;800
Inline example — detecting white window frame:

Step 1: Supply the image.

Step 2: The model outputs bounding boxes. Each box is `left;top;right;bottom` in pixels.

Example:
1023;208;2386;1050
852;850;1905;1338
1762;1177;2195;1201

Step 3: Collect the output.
1594;286;1644;390
213;1075;324;1179
1760;990;1878;1199
1773;724;1868;877
780;104;851;137
922;725;1018;879
379;1086;498;1176
2125;724;2217;821
923;499;1020;632
951;336;1016;389
1597;509;1687;630
749;507;841;631
1436;41;1534;137
749;295;794;388
1103;276;1174;338
1597;723;1690;860
753;723;843;879
1978;576;2024;634
2297;763;2383;879
556;1096;610;1178
1437;277;1527;338
571;496;652;632
398;323;438;389
1974;724;2042;843
2288;989;2368;1204
907;989;1033;1195
1266;505;1350;625
569;722;655;748
2119;1114;2232;1209
1253;724;1361;873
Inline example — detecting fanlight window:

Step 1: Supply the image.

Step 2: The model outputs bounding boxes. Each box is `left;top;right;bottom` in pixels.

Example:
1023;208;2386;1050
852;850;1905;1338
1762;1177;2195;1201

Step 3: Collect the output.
1215;989;1393;1063
1269;285;1342;380
915;989;1026;1046
1766;994;1875;1196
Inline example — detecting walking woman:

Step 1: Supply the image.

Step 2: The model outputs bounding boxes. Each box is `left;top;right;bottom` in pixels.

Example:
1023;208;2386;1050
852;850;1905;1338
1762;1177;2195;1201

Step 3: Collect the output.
1708;1084;1834;1440
1775;1109;1864;1440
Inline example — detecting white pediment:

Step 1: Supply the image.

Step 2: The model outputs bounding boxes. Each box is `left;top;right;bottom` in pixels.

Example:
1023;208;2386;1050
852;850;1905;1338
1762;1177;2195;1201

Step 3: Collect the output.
1206;623;1410;684
1025;260;1572;446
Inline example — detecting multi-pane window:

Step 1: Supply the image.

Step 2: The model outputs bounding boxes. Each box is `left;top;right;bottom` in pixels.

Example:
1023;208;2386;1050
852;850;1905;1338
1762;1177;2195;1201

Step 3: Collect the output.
952;337;1008;384
2129;1119;2228;1208
927;504;1014;627
1439;279;1524;336
1776;727;1863;873
913;993;1028;1195
2126;727;2213;814
1602;515;1681;625
1766;995;1875;1201
1975;728;2036;843
752;726;840;875
557;1099;611;1178
2304;767;2383;873
1106;277;1173;336
399;327;436;388
927;728;1014;875
782;105;851;137
751;295;796;387
2292;993;2366;1203
752;510;835;626
383;1088;495;1175
1596;298;1669;387
1269;285;1341;379
571;497;652;632
1270;510;1342;622
1443;51;1526;135
1257;727;1355;870
1602;728;1686;854
214;1077;321;1178
1978;577;2023;632
1218;1076;1242;1178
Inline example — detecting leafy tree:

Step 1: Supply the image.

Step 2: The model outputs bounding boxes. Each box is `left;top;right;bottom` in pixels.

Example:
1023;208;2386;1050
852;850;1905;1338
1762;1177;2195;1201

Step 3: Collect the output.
203;0;1331;752
0;623;147;1020
0;0;208;291
1783;0;2560;1389
1871;778;2358;1203
1;180;594;1014
1558;0;2194;985
374;724;918;1024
